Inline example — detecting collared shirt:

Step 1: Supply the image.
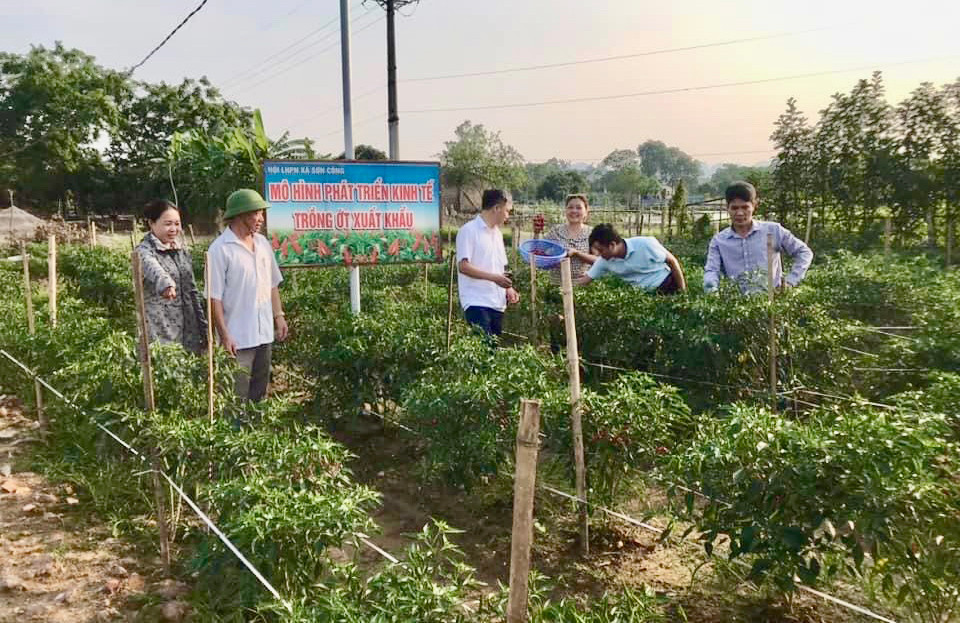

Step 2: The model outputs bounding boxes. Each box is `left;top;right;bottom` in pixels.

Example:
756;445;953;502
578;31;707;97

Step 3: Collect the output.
207;226;283;350
703;220;813;294
456;215;508;311
586;236;670;290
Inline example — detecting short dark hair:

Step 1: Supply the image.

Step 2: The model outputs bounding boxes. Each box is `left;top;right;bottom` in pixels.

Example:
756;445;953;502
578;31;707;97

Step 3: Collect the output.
725;181;757;205
588;223;622;248
144;199;179;222
481;189;509;210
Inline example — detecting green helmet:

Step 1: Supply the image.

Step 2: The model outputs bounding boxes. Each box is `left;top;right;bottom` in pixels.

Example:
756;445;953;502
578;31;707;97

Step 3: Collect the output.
224;189;270;220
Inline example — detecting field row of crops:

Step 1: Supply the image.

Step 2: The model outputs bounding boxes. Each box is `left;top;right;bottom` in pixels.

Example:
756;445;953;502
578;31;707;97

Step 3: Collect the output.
1;237;959;621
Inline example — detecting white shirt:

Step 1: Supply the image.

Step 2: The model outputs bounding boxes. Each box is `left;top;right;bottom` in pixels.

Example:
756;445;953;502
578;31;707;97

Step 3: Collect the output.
456;215;508;311
207;226;283;350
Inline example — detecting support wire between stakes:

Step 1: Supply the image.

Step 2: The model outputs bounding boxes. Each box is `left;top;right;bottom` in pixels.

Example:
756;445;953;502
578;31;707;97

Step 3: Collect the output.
0;349;293;614
321;361;902;623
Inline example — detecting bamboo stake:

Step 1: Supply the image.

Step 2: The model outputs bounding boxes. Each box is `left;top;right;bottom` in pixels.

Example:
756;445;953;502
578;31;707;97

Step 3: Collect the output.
767;233;778;407
512;225;519;272
129;230;136;251
88;220;97;247
446;253;456;351
804;205;813;244
109;220;115;235
507;399;541;623
20;242;44;427
205;253;215;422
131;251;170;572
946;217;953;268
560;258;588;554
188;224;197;246
48;235;57;328
528;252;537;345
884;217;892;256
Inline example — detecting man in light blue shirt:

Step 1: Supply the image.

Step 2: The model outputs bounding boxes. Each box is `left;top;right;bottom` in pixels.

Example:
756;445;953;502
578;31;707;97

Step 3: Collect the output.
704;182;813;294
576;224;686;294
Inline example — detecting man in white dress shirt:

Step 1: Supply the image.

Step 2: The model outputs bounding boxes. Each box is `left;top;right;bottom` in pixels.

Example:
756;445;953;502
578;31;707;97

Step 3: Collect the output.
207;189;289;401
456;189;520;340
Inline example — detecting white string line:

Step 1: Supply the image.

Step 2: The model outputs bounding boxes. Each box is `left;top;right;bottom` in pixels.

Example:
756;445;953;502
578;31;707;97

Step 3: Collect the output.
852;326;920;342
159;472;292;612
0;348;292;613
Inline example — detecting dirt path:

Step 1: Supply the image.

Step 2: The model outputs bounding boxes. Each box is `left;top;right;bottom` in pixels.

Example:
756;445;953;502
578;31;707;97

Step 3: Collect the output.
0;395;190;623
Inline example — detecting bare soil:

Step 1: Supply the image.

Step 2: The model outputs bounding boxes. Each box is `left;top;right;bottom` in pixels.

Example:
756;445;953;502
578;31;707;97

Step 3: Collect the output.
0;395;191;623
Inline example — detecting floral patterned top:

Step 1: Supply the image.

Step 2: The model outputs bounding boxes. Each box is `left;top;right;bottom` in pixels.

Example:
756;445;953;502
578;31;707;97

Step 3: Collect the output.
544;223;593;284
136;233;207;353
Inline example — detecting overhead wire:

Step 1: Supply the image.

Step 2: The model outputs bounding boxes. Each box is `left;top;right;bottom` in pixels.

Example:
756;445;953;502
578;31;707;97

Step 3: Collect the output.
401;54;960;114
402;26;834;83
128;0;210;75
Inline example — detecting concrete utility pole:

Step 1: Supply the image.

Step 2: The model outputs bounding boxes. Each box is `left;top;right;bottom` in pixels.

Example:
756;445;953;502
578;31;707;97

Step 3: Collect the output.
340;0;360;314
370;0;420;160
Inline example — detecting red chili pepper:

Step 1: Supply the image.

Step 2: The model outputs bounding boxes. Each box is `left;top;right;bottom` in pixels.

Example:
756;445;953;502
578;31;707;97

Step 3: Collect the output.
370;246;379;264
280;240;289;258
342;247;352;265
412;234;422;252
387;239;401;256
316;240;331;256
291;239;302;255
271;233;280;250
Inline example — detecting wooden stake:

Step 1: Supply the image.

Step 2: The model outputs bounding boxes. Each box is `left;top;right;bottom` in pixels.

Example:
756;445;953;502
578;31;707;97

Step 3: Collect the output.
560;259;588;554
946;217;953;268
424;263;429;284
512;225;519;272
48;234;57;328
89;221;97;247
20;242;34;335
446;253;456;351
205;253;215;422
132;251;170;571
129;229;136;251
884;217;892;256
804;205;813;244
766;233;778;406
21;242;44;427
188;224;196;246
507;399;541;623
528;251;537;345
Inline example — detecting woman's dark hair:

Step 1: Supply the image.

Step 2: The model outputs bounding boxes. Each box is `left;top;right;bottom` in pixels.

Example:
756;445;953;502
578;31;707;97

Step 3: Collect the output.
481;189;509;210
588;223;622;248
565;193;590;209
724;181;758;205
144;199;179;222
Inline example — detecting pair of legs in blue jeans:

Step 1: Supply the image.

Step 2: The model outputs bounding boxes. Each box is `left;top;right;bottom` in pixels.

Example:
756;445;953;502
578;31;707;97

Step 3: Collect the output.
464;306;504;340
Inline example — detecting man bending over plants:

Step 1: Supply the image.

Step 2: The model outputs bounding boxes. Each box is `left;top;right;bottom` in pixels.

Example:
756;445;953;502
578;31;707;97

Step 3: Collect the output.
456;189;520;339
575;224;686;294
704;181;813;294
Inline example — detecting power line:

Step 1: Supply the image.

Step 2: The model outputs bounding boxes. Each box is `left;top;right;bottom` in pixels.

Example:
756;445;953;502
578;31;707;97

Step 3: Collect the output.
220;2;367;89
402;54;960;114
528;149;775;163
403;27;833;83
128;0;210;75
230;13;384;95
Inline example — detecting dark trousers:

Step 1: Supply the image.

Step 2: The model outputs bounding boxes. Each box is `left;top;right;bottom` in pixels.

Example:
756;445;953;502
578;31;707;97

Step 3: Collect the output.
656;271;680;295
464;306;504;338
235;343;272;401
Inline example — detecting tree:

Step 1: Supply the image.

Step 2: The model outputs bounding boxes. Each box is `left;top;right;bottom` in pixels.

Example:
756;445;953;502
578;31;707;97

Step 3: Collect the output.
668;179;689;237
0;43;128;211
536;169;588;202
770;98;813;228
637;140;702;186
521;158;570;201
701;163;772;198
438;121;526;212
107;77;252;210
167;109;321;226
337;144;387;160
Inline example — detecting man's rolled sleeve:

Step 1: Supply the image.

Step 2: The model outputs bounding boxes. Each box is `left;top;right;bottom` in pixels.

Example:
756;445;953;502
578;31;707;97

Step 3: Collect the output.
703;236;723;293
207;246;226;300
778;225;813;286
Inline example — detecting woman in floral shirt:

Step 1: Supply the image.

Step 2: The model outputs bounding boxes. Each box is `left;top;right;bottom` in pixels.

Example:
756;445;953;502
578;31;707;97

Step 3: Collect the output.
135;200;207;353
544;193;596;284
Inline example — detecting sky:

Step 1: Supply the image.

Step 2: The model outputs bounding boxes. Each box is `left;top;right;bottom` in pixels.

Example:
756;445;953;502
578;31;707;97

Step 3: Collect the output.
3;0;960;168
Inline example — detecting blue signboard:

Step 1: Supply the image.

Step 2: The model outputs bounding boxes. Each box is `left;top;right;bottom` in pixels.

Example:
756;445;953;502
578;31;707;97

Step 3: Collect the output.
263;160;442;267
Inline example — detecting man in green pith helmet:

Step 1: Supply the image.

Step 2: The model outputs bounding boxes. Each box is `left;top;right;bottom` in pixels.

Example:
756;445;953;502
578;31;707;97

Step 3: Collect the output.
207;189;288;401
